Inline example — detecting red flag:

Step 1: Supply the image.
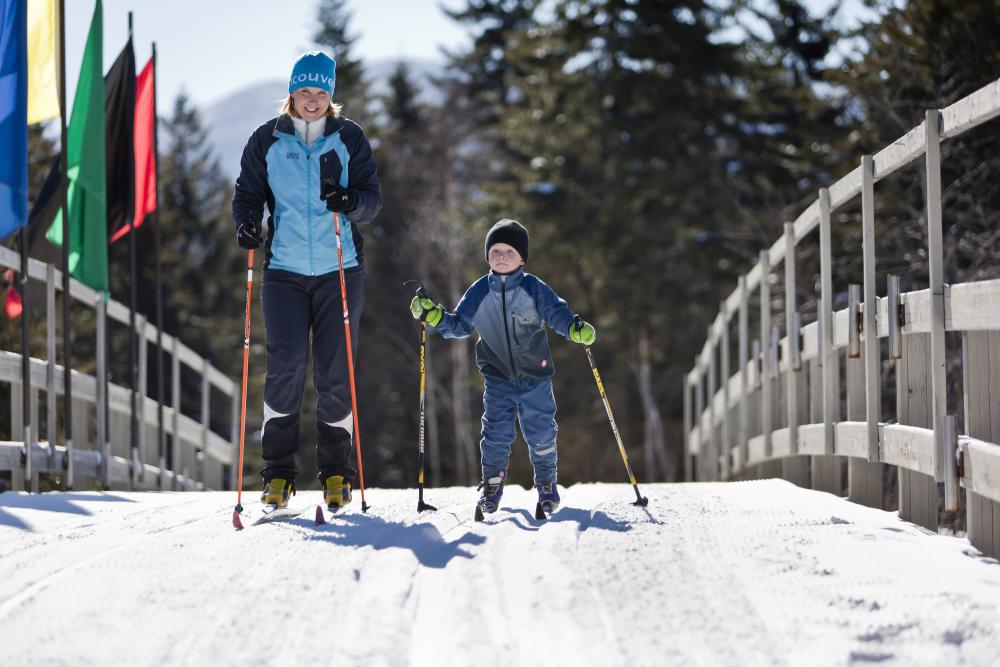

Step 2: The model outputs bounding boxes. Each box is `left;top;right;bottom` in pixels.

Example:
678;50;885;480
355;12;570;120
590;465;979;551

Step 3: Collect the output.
111;57;156;244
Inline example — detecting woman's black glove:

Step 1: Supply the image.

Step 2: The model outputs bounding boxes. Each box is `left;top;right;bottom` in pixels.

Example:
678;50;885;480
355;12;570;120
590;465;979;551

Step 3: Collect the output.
236;220;263;249
320;177;358;213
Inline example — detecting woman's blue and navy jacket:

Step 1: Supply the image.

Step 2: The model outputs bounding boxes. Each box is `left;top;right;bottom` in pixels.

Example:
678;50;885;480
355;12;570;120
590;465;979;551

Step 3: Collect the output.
232;114;382;274
432;268;576;382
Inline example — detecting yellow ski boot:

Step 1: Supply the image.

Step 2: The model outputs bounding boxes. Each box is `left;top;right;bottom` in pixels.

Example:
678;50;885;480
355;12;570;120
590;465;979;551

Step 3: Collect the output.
260;478;295;509
323;475;352;512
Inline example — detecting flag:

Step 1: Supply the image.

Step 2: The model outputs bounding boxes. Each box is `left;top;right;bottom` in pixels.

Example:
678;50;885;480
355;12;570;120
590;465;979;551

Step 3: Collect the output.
112;55;155;243
0;0;28;240
26;0;58;124
105;37;134;243
45;0;107;292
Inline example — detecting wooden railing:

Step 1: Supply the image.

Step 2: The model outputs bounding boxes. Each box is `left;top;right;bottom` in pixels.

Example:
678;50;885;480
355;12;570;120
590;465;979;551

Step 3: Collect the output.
683;78;1000;559
0;245;238;492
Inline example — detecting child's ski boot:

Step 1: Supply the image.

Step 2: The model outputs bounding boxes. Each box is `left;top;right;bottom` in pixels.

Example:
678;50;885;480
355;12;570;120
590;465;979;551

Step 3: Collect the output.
474;470;506;522
535;481;560;519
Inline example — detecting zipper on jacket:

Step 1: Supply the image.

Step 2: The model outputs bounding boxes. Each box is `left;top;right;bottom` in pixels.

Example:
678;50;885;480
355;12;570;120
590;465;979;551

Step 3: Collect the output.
306;147;315;275
500;275;518;378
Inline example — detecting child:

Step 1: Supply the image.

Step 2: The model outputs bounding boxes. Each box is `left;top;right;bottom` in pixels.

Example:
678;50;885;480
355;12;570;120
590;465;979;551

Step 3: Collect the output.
409;219;595;515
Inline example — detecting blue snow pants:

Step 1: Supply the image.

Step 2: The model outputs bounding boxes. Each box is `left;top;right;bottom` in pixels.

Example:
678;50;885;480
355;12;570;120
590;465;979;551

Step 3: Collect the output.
480;375;558;485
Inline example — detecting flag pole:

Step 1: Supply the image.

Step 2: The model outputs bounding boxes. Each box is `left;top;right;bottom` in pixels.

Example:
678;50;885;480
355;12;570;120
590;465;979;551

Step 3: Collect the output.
56;0;74;489
152;41;166;489
13;2;34;492
20;235;33;492
126;11;139;489
152;42;165;490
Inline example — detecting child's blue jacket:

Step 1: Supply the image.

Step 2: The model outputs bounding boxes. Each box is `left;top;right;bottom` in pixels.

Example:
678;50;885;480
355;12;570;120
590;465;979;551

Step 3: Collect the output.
432;268;576;381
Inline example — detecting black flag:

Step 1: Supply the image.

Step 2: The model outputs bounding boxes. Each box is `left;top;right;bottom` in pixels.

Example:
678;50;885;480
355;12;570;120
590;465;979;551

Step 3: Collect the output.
105;38;135;242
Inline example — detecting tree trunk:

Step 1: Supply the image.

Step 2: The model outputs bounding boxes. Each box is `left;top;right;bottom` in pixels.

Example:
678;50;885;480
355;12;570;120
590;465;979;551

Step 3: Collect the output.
637;331;670;481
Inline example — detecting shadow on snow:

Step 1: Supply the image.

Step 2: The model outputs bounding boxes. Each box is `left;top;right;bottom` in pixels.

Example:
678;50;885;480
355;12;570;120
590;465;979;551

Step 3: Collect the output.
304;512;487;569
0;492;136;531
490;505;636;533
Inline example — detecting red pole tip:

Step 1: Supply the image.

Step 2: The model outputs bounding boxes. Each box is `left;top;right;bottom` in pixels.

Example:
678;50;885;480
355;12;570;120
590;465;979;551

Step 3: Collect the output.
232;509;244;530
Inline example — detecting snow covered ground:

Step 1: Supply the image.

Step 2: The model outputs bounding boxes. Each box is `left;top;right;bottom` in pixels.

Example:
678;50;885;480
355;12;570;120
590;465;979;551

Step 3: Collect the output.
1;479;999;666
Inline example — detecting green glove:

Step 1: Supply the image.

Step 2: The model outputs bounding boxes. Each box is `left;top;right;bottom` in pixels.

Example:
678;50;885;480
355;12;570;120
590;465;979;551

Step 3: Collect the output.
409;295;443;327
569;320;596;345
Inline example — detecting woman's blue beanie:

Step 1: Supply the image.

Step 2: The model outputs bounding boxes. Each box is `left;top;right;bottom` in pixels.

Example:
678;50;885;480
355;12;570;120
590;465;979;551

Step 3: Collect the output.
289;51;336;96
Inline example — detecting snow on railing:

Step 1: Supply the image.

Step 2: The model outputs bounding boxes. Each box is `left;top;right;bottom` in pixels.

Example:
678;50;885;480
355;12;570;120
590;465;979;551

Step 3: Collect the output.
0;245;237;492
683;77;1000;560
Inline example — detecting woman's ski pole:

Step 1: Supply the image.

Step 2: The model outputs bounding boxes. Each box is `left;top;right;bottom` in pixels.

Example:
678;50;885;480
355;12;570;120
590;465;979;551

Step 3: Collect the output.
334;212;369;512
233;250;255;530
404;280;437;512
577;316;649;507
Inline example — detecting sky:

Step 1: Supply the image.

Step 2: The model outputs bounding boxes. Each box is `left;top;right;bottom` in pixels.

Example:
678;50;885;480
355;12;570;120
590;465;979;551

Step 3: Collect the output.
60;0;871;114
64;0;469;109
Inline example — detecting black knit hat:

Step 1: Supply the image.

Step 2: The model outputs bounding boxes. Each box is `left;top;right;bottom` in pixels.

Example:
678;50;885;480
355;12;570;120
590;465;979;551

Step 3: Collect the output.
484;219;529;263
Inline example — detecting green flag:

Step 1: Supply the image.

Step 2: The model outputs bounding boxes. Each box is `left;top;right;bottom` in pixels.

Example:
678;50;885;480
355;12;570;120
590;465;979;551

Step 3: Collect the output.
46;0;107;292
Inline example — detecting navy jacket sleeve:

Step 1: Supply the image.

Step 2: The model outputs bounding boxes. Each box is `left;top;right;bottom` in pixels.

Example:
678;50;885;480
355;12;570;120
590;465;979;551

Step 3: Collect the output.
533;278;575;339
343;121;382;225
232;121;275;232
433;283;480;339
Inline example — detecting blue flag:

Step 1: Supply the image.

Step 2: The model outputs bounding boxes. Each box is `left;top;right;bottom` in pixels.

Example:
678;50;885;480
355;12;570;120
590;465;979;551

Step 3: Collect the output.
0;0;28;240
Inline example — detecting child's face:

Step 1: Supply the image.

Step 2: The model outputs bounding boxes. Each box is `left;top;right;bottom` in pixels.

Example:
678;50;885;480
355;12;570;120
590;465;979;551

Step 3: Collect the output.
488;243;524;274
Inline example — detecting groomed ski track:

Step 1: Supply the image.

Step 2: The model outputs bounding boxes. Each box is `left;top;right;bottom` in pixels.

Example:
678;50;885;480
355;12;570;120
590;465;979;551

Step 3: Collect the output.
2;480;999;666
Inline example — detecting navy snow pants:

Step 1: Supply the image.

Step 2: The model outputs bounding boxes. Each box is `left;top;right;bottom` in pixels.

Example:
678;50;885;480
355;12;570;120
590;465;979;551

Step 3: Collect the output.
259;267;364;485
480;375;558;485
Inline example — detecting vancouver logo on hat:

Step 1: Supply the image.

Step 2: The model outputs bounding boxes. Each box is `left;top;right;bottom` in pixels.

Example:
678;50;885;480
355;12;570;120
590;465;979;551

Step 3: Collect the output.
289;51;337;96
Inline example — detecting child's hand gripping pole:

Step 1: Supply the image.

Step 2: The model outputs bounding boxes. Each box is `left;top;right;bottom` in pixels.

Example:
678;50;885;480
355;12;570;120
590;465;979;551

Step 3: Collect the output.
575;315;649;507
404;280;437;513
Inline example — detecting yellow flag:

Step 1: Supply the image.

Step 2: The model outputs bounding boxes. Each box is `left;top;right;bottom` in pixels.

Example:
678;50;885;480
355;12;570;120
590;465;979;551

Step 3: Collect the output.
27;0;60;124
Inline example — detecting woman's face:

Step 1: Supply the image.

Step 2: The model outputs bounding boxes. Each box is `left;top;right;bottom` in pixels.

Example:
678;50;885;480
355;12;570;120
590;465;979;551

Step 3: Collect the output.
292;87;330;122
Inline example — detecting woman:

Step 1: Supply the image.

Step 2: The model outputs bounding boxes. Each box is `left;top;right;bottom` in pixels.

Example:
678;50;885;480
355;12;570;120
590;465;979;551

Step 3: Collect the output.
231;50;381;510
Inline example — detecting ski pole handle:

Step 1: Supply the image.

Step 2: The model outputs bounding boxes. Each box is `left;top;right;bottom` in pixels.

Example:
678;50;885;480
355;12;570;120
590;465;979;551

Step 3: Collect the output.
573;314;591;348
404;279;429;300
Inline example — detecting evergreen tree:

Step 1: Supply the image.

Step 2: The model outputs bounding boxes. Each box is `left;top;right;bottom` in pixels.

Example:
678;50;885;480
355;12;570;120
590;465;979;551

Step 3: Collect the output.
313;0;374;122
835;0;1000;287
154;94;251;459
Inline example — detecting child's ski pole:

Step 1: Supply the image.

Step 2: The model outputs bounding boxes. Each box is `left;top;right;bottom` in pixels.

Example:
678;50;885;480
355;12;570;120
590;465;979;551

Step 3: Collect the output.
233;250;254;530
404;280;437;512
576;315;649;507
334;212;369;512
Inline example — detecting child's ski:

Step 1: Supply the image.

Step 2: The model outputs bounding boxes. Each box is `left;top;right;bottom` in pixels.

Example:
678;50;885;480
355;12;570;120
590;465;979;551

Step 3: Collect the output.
473;503;557;522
